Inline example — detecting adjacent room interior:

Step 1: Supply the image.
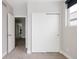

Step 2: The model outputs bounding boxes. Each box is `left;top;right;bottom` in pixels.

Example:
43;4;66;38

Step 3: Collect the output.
15;17;25;49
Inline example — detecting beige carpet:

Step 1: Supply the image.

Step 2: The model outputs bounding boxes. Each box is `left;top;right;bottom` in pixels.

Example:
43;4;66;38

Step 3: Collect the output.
3;38;67;59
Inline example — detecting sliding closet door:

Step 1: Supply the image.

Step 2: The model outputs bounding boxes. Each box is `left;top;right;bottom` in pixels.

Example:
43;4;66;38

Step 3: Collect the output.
32;13;60;52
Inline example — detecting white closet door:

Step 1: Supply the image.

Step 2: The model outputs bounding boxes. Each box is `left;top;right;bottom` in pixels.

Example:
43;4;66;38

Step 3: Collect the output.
8;13;15;53
32;13;60;52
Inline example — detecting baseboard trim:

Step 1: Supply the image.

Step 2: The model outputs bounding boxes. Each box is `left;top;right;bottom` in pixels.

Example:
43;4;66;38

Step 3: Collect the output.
2;52;7;58
32;51;59;53
27;50;72;59
27;50;32;54
27;50;59;54
59;51;72;59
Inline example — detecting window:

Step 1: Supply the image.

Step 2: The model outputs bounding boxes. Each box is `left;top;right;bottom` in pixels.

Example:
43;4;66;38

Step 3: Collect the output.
68;4;77;26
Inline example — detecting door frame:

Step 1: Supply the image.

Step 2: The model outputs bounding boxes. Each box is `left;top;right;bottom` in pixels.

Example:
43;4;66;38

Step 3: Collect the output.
15;16;27;48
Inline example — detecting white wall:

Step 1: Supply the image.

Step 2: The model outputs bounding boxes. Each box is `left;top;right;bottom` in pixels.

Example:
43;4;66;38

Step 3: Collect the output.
13;3;27;17
15;24;20;38
22;20;25;38
2;0;14;57
27;1;63;53
61;3;77;59
2;3;8;57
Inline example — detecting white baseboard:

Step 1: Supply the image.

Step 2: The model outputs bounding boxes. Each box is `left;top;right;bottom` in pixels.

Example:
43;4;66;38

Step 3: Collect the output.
27;50;32;54
27;50;59;54
2;52;7;58
32;51;59;53
59;51;72;59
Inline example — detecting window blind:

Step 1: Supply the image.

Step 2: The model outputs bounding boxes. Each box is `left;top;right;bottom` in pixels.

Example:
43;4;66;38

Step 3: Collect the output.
65;0;77;8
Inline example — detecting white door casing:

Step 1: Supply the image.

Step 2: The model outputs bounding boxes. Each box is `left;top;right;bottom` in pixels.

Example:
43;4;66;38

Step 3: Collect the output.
32;13;60;52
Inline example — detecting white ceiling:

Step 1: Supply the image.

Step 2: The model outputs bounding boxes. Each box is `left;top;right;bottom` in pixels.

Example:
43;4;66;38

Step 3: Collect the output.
6;0;64;7
6;0;64;17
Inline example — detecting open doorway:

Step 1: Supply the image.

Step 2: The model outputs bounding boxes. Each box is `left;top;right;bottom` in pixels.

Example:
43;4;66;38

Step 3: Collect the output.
15;17;25;48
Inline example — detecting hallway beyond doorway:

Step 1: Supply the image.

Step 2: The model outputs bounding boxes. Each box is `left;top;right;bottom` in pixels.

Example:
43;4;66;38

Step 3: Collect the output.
15;17;26;49
15;38;25;48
